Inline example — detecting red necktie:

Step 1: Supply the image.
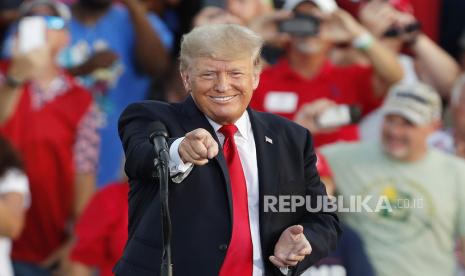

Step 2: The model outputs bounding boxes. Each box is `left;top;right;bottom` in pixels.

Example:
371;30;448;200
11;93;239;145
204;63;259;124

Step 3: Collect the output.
218;125;253;276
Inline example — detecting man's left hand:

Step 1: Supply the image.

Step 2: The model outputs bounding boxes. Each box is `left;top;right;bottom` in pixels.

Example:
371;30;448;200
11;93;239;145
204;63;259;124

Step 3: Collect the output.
269;225;312;268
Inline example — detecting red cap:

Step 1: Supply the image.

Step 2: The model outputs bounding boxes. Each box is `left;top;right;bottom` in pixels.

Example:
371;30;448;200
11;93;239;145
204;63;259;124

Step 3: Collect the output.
390;0;413;13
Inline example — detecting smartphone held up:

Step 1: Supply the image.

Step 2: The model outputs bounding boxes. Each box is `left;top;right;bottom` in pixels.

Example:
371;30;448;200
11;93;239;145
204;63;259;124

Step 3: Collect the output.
18;16;46;54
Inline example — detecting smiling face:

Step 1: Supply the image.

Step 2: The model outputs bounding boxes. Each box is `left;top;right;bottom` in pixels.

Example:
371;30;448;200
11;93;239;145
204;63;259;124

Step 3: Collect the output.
181;57;259;125
381;114;436;161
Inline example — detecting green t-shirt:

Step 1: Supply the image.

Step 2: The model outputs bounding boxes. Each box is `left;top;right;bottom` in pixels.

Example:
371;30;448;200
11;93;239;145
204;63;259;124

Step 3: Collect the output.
321;142;465;276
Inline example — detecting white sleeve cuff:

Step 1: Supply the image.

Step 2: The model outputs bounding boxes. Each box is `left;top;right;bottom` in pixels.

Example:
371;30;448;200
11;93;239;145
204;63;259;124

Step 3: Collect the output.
280;266;289;275
169;137;193;183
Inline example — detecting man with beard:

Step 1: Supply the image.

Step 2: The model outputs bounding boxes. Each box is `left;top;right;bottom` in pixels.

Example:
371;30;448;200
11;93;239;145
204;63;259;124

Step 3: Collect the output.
249;0;403;148
62;0;173;187
320;82;465;276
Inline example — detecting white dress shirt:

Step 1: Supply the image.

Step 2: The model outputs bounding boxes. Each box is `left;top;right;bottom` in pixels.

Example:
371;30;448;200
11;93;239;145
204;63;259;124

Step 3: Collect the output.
169;111;265;275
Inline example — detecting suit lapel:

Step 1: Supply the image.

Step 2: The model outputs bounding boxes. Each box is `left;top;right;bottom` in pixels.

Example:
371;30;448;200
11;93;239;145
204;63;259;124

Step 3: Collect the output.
248;109;280;254
178;96;233;221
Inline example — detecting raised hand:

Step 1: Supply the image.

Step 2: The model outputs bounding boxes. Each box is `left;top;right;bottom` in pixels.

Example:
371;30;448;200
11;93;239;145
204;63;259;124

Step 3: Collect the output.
178;128;219;166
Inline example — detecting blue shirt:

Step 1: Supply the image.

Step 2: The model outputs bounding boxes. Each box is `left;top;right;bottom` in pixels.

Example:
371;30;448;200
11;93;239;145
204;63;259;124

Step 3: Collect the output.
58;5;173;186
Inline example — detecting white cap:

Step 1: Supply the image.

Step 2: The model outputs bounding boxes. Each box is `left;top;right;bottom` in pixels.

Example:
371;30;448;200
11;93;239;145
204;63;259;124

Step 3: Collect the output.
283;0;338;14
20;0;71;22
382;82;442;126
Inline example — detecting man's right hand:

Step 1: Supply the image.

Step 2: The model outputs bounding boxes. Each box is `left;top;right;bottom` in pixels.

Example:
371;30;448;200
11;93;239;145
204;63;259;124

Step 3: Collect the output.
294;98;338;134
179;129;219;166
8;46;52;83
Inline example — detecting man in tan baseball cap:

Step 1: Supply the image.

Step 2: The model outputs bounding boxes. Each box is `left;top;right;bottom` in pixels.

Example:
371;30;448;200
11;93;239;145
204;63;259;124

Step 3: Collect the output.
320;82;465;276
381;82;442;160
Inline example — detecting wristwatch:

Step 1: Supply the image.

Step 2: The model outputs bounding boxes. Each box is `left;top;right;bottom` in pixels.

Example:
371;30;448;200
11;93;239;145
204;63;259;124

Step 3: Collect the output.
352;32;375;51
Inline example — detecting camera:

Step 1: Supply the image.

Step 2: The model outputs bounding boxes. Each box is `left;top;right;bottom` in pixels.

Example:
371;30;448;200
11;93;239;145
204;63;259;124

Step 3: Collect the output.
278;14;321;37
316;105;362;129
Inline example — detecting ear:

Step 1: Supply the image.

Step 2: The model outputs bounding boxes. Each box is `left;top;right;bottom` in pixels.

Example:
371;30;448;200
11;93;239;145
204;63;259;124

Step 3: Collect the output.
253;71;260;90
180;70;191;92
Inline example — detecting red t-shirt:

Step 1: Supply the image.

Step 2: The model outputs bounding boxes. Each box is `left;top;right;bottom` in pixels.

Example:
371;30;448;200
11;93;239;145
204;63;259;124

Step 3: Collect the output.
0;62;93;263
71;182;129;276
316;151;333;179
250;59;382;147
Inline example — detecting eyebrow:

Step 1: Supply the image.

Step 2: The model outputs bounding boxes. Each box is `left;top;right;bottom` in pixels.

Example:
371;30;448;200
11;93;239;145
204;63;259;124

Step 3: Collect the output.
196;67;247;73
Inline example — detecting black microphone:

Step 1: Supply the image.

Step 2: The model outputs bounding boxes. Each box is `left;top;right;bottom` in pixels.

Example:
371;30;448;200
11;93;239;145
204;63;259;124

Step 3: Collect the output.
149;121;170;164
148;121;173;276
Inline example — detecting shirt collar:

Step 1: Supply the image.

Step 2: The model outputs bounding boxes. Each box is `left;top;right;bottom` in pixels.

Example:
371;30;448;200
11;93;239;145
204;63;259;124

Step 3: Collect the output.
30;73;70;110
205;111;251;141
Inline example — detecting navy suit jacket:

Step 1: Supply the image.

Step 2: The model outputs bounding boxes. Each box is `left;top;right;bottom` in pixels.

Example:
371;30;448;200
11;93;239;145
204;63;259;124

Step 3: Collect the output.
113;96;341;276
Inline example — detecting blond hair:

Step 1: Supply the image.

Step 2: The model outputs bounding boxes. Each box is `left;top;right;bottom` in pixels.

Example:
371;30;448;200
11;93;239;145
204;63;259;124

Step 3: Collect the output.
179;24;264;73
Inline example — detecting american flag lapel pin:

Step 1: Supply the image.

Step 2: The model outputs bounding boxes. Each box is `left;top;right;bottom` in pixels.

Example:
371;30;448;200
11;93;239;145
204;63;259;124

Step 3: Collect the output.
265;136;273;144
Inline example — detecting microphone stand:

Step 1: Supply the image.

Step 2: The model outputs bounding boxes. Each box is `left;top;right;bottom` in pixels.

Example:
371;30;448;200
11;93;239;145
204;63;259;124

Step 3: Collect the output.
153;145;173;276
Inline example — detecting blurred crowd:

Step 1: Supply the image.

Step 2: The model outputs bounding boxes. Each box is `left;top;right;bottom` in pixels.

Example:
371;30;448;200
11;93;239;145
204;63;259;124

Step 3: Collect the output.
0;0;464;275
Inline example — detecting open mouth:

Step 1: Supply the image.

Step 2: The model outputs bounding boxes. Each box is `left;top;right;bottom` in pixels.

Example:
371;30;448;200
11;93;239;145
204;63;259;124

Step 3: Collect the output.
208;95;237;103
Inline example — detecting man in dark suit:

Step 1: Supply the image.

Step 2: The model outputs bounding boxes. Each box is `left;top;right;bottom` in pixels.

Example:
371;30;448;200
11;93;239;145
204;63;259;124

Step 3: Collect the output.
114;24;341;276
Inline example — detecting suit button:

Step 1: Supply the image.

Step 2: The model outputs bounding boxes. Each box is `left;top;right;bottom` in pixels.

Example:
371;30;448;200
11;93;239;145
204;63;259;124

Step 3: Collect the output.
218;244;228;251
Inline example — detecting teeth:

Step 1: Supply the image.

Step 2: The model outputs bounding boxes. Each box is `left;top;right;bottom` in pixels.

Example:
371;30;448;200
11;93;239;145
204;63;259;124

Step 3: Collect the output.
210;96;235;102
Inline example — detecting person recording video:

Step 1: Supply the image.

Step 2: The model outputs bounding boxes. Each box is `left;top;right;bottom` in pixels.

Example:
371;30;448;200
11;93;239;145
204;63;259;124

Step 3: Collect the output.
249;0;404;147
0;1;100;274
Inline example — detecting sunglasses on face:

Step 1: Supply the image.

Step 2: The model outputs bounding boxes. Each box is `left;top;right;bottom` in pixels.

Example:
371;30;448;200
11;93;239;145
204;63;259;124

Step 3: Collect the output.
24;15;66;30
43;16;66;30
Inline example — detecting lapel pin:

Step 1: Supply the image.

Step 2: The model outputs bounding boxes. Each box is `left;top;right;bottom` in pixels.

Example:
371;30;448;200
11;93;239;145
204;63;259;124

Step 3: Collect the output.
265;136;273;144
